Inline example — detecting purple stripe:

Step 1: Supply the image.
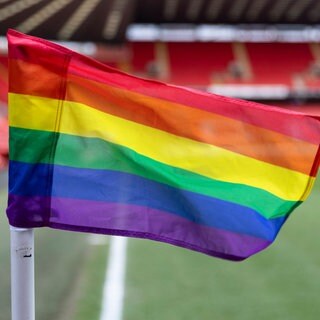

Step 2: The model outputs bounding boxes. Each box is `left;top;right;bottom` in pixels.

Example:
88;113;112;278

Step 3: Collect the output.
7;194;272;260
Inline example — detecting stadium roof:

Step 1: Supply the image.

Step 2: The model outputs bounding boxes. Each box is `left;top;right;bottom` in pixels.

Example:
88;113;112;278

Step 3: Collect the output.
0;0;320;43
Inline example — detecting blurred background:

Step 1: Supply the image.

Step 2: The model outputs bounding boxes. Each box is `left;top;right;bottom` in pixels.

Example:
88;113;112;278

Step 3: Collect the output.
1;1;320;319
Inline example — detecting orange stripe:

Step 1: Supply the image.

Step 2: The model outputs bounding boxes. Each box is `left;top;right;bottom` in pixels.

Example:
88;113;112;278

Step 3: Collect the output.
9;58;318;175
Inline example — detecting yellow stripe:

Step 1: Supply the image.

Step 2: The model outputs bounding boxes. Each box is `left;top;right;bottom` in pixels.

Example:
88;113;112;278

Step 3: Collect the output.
9;93;314;201
9;93;58;130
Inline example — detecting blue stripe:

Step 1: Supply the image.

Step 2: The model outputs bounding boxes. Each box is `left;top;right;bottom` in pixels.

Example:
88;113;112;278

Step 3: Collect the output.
9;161;286;240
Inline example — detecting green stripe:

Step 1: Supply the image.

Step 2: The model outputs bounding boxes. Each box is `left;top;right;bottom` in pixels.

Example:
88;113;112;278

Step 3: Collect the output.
10;127;299;219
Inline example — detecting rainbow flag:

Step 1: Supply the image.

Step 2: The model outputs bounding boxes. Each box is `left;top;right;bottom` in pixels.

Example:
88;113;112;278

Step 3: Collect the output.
6;30;320;261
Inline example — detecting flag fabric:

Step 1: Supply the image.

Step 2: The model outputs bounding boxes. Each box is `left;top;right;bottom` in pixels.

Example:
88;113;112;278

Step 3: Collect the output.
6;29;320;261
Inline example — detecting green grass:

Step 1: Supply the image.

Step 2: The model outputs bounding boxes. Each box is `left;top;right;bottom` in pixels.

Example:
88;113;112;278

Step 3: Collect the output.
34;228;87;320
72;242;109;320
124;181;320;320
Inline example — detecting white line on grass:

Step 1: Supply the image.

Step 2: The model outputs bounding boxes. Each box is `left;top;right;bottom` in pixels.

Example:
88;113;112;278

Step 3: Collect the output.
100;236;128;320
87;234;109;246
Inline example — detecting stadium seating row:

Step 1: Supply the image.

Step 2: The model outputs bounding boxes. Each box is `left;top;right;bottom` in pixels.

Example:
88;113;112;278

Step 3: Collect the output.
128;42;320;90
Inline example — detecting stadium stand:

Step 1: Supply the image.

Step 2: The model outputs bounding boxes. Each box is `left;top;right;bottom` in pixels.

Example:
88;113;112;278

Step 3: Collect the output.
126;41;320;96
246;43;314;85
130;42;156;76
167;42;234;87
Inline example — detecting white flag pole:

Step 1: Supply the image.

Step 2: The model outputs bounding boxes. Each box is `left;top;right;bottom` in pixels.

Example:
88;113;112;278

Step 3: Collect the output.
10;226;35;320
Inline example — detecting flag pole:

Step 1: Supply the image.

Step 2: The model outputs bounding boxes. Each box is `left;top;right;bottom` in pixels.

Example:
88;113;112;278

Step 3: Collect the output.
10;226;35;320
